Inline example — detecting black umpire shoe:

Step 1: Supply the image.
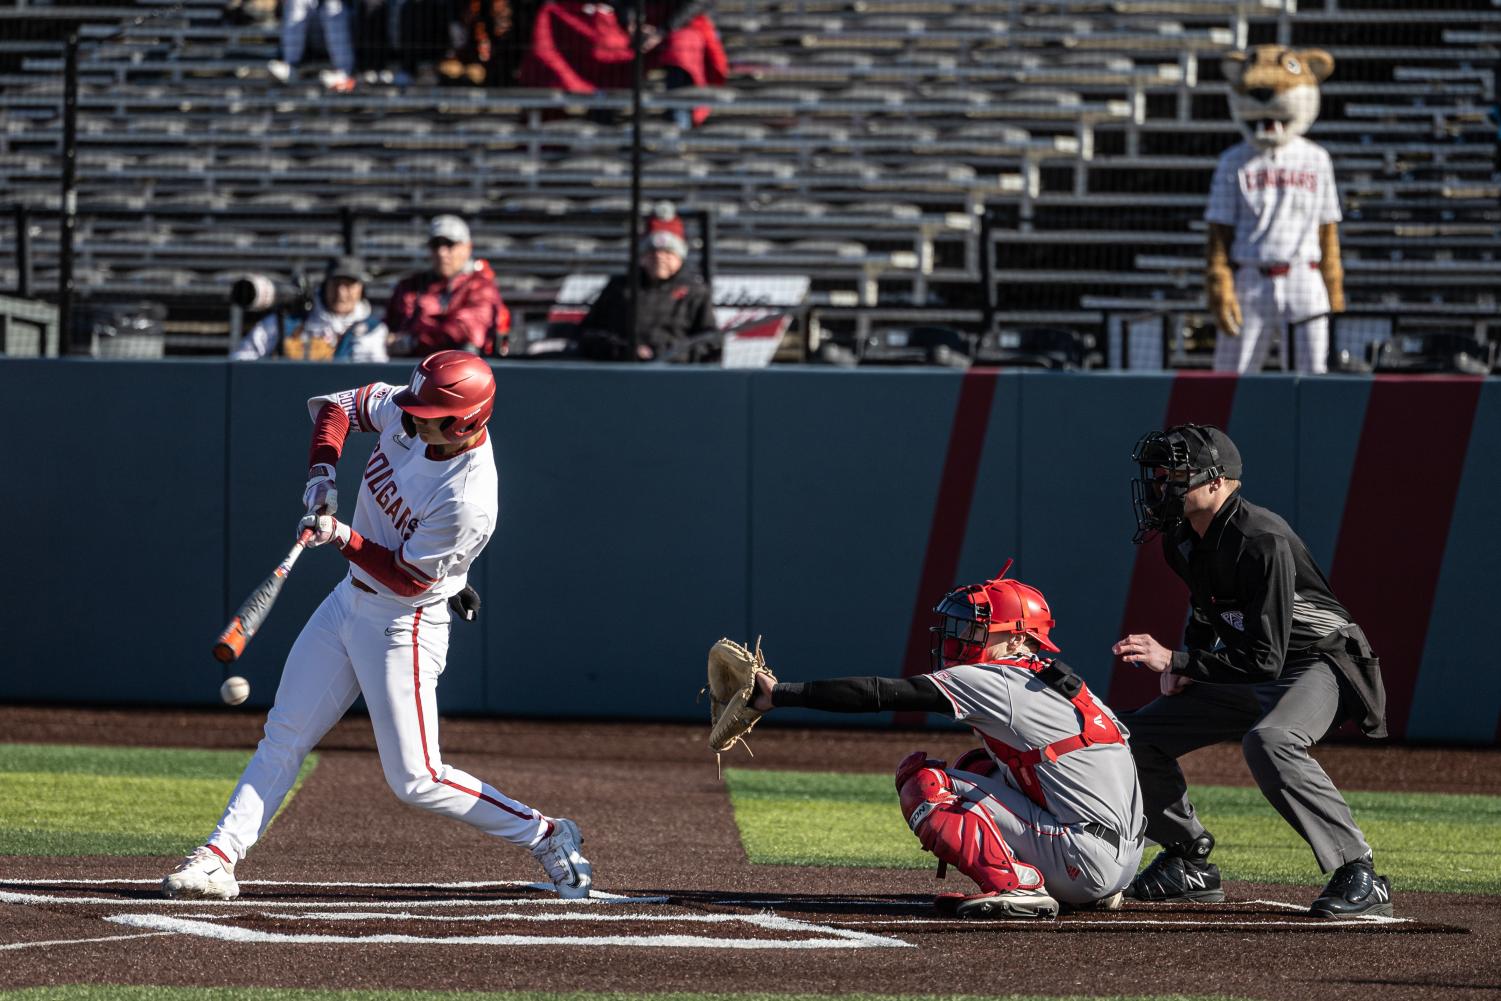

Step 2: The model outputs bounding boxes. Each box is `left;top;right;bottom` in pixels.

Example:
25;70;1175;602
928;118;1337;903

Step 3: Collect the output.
1309;856;1393;918
1125;831;1225;903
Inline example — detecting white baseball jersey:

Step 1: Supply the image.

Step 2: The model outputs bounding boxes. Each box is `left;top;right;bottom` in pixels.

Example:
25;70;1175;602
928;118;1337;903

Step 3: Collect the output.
306;382;497;607
928;661;1145;839
1205;137;1341;265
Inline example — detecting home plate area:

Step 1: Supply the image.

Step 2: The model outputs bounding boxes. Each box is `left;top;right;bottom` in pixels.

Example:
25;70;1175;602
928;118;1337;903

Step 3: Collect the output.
0;878;1463;952
0;879;911;950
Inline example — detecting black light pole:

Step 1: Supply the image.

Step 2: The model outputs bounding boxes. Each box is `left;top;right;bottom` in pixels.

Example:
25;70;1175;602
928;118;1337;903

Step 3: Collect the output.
14;204;31;297
626;2;646;359
60;31;80;353
978;203;997;336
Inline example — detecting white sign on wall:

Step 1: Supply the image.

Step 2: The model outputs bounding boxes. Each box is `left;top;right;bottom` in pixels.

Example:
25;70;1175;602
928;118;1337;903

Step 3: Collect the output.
547;273;810;369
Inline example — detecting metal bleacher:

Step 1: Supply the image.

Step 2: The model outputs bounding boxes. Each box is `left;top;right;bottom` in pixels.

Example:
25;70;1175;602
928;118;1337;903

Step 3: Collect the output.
0;0;1496;362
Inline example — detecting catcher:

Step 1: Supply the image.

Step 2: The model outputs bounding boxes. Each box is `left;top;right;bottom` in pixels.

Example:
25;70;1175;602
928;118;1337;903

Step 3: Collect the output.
707;565;1146;920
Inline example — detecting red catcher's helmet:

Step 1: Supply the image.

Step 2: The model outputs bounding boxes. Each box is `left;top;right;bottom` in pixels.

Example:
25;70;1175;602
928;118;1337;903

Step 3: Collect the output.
931;559;1060;669
392;351;495;444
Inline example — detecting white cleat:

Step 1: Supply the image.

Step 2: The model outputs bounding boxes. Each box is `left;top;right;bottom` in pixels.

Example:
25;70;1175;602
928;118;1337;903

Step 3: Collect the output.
531;817;592;899
161;845;240;900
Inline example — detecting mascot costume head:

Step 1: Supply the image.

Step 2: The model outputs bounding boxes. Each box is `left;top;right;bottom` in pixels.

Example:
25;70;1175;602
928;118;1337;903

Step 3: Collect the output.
1204;45;1344;374
1223;46;1334;149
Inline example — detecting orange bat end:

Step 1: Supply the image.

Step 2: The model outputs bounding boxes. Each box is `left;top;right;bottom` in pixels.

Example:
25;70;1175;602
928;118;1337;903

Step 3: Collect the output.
213;620;248;664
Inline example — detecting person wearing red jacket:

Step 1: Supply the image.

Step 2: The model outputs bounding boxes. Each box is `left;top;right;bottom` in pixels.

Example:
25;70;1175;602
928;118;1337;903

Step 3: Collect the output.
385;215;510;357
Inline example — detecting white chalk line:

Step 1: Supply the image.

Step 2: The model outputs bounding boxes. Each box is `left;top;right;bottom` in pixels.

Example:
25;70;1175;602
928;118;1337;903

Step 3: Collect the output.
0;888;666;909
0;931;176;951
104;912;912;950
1;879;910;950
9;878;556;889
830;916;1410;928
266;910;784;924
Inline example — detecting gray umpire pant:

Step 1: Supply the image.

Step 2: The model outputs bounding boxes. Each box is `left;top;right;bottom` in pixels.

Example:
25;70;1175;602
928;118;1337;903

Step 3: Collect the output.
1120;656;1371;873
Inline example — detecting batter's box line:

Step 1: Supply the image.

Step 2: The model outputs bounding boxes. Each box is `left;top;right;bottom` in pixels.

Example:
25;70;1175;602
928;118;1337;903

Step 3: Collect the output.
0;885;665;909
104;911;914;950
3;878;638;892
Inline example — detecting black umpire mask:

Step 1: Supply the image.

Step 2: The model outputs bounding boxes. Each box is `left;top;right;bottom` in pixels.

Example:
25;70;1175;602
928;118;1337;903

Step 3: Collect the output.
1129;424;1239;543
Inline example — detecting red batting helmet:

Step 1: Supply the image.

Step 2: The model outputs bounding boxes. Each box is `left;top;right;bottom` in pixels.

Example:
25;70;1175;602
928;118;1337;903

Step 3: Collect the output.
931;559;1060;669
393;350;495;444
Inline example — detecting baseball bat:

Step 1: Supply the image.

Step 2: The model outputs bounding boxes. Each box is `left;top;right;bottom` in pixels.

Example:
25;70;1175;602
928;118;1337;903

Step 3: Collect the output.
212;528;315;664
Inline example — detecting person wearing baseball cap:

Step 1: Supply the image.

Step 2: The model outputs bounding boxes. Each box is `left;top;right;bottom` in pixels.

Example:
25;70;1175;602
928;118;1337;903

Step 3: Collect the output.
385;215;510;357
576;202;718;362
1114;423;1391;919
230;254;388;361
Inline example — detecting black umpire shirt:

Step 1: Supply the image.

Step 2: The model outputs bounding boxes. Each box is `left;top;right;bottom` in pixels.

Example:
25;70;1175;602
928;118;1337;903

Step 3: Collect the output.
1162;490;1388;736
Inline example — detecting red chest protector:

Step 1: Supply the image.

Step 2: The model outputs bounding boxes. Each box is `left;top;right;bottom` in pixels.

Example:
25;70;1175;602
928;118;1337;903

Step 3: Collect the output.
974;657;1125;811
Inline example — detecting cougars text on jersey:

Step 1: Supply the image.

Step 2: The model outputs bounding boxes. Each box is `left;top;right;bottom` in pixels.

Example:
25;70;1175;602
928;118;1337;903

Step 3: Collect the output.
363;441;418;540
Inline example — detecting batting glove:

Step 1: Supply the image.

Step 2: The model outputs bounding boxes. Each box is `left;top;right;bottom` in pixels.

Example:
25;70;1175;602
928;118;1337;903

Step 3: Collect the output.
298;513;351;549
303;463;338;515
448;584;481;622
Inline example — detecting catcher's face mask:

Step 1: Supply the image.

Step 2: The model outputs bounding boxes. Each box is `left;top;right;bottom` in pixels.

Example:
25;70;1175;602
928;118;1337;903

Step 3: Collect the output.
930;587;991;671
1130;425;1227;544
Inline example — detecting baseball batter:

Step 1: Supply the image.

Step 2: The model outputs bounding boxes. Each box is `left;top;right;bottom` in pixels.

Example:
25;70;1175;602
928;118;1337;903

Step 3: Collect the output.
1205;47;1344;374
162;351;592;901
746;568;1145;919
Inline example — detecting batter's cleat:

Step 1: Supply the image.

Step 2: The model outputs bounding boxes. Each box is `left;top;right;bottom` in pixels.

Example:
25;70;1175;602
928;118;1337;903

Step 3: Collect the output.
1126;832;1224;903
1309;856;1393;918
942;888;1059;920
161;845;239;900
531;817;592;900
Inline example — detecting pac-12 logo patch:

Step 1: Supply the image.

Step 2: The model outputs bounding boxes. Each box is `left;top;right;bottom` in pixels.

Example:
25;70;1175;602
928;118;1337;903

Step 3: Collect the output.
1220;610;1246;631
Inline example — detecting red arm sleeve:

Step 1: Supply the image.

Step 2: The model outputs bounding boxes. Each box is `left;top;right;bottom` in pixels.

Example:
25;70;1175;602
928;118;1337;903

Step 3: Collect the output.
308;402;351;471
336;529;433;598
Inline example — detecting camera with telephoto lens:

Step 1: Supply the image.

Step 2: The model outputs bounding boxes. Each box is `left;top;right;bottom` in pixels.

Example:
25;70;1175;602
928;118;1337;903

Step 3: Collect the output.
228;271;314;312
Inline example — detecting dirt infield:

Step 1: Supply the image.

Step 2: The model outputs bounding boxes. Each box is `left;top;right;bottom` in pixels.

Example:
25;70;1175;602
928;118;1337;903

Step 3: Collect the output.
1;706;1498;1001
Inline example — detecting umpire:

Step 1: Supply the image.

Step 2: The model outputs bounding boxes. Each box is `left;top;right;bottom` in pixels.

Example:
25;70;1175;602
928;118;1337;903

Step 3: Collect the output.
1111;423;1391;918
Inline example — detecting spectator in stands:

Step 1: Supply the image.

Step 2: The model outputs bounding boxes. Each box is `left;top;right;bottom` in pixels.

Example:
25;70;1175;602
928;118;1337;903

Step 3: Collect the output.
231;256;388;362
268;0;359;92
385;215;510;357
436;0;523;85
577;203;717;361
516;0;728;126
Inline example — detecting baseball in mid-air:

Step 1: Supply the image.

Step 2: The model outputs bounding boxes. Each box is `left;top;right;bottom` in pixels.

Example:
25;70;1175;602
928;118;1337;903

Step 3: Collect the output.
220;676;251;706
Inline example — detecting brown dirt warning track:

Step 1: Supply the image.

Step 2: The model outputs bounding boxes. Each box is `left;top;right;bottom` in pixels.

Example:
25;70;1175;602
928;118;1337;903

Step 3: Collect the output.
0;706;1498;1001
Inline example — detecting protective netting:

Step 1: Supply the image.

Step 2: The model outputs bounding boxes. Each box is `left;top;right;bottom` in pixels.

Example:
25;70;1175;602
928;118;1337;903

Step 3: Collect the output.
0;0;1495;368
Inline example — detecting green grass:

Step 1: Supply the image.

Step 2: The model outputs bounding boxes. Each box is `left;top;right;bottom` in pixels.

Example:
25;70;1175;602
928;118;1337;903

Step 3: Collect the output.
725;768;1501;895
0;991;1253;1001
0;744;317;856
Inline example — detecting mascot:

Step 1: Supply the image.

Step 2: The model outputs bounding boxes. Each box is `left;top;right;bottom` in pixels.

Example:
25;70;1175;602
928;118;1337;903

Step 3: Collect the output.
1205;46;1343;373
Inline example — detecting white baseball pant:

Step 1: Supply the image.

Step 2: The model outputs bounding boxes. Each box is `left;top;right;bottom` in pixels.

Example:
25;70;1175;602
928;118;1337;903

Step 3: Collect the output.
207;578;547;863
946;769;1143;905
1214;263;1330;374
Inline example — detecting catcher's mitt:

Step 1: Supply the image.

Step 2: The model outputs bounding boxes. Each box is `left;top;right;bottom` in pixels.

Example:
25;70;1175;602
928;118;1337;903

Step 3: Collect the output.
704;636;777;761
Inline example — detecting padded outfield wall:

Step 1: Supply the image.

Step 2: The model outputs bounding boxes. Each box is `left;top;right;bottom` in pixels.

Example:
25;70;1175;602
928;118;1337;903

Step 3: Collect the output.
2;359;1496;744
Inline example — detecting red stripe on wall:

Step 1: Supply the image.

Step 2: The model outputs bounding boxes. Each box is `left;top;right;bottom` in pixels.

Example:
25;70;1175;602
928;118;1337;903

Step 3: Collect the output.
1329;376;1483;739
1107;373;1238;712
893;370;1001;726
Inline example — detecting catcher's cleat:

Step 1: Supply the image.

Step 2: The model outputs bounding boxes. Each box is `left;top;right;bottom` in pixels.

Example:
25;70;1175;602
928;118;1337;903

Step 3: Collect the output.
1309;856;1392;918
940;888;1059;920
531;817;592;900
161;844;239;900
1126;831;1225;903
1061;890;1125;914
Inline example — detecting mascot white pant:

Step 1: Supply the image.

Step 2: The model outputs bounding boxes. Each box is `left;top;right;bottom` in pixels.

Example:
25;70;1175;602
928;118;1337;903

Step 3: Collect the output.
1215;263;1329;374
